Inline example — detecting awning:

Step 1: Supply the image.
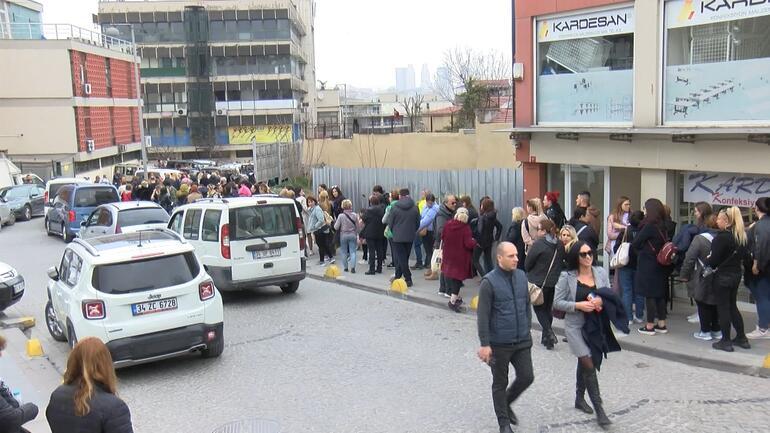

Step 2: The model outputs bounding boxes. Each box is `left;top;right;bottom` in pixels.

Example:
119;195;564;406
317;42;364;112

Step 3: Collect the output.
496;126;770;144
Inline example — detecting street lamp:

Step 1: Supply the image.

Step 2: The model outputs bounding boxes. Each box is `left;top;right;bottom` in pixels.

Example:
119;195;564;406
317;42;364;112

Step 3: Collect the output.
104;24;147;176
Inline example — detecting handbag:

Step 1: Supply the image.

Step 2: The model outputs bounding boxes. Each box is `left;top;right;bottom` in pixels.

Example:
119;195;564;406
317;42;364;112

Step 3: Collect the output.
527;246;558;306
431;240;443;272
610;229;630;269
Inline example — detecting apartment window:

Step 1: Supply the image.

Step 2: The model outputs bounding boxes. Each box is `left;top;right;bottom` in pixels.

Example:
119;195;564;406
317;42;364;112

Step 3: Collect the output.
663;0;770;124
535;6;634;124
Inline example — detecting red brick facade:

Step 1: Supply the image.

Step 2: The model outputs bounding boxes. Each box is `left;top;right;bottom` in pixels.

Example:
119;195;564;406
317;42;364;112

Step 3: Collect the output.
70;50;140;152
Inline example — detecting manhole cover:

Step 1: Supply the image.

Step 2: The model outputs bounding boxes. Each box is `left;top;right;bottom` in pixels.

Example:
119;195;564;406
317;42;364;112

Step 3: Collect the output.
211;419;281;433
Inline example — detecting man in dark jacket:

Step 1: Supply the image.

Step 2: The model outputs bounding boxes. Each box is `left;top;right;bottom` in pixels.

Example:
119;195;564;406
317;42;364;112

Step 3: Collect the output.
477;242;534;433
361;195;387;275
429;195;457;285
385;188;420;286
0;335;40;433
573;207;599;255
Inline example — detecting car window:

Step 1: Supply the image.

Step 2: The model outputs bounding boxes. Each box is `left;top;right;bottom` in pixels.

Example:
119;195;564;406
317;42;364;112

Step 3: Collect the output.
0;187;29;200
169;211;184;233
86;210;100;226
183;209;202;240
201;210;221;242
118;207;170;227
91;252;200;294
62;251;82;287
96;209;113;226
73;188;118;207
230;204;296;241
59;250;72;284
49;184;72;202
55;187;73;205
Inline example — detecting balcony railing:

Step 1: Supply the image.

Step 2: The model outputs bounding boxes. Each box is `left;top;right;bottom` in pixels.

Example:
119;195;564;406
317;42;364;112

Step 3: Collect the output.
3;23;135;56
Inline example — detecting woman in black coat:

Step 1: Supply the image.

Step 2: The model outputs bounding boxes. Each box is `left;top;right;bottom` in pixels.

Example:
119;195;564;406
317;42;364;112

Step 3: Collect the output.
474;198;503;275
361;194;387;275
330;185;346;219
524;219;565;349
506;207;527;270
47;338;133;433
632;198;671;335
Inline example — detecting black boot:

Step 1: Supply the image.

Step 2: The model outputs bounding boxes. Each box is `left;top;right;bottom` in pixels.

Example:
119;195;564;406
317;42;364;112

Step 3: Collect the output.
575;364;593;414
583;366;611;427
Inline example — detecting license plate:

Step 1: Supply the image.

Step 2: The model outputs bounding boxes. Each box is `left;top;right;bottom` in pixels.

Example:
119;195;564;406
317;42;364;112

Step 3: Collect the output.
13;281;24;295
252;248;281;259
131;297;177;316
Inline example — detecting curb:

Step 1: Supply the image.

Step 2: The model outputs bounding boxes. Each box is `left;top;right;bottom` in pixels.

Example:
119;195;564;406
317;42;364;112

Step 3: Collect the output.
308;273;770;379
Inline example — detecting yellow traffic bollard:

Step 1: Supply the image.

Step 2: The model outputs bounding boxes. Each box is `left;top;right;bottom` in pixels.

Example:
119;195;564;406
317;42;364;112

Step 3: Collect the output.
469;295;479;310
26;339;44;357
324;264;341;279
390;278;408;295
763;354;770;370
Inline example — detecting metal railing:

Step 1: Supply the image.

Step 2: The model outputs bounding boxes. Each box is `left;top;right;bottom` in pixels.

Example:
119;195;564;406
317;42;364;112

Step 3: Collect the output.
3;23;135;56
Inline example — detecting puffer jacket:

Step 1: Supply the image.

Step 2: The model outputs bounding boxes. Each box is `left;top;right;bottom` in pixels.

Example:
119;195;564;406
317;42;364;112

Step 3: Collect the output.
680;230;719;304
361;204;386;239
432;204;455;248
46;383;133;433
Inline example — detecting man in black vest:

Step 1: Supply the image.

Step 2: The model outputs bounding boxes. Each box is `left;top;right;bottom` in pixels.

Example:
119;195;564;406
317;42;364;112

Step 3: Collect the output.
477;242;534;433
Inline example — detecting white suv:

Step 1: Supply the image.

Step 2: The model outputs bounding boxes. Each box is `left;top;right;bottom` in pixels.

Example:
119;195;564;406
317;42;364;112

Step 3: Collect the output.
44;229;224;367
168;196;306;293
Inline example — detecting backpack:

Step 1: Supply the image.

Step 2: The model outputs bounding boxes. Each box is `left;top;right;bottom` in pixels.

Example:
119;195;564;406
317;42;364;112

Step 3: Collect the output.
649;227;677;266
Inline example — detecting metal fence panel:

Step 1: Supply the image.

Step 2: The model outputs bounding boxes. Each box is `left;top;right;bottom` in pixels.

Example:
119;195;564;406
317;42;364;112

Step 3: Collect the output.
312;166;523;233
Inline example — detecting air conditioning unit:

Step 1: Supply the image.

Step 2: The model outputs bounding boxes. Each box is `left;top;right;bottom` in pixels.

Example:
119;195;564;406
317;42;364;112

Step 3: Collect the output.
83;83;92;95
176;108;187;116
86;139;95;153
216;108;227;116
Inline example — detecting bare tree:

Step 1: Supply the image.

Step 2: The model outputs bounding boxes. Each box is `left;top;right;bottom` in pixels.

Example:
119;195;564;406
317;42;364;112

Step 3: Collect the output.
440;47;511;95
399;93;426;132
354;132;388;168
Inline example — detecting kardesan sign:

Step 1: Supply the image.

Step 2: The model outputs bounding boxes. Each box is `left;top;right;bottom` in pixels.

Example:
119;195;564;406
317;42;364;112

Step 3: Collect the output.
684;171;770;207
538;7;634;42
666;0;770;29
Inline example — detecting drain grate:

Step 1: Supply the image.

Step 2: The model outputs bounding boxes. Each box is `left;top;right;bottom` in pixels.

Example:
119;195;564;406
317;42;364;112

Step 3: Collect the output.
211;419;281;433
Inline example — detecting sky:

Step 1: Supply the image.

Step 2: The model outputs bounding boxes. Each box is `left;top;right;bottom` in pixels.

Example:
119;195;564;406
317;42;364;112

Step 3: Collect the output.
37;0;512;90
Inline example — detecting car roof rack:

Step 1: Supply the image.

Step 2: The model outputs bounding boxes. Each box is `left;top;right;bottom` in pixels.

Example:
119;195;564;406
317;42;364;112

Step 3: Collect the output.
72;238;100;256
194;197;229;204
133;228;186;243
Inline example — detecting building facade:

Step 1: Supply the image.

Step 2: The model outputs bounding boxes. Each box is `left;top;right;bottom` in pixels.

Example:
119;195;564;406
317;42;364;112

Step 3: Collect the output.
97;0;316;161
0;24;142;180
511;0;770;245
0;0;42;39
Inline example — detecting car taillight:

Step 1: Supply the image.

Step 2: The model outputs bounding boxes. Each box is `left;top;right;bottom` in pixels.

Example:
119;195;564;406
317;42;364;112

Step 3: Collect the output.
82;300;105;320
68;210;76;222
44;191;49;203
220;224;230;259
199;280;215;301
295;217;305;250
115;224;121;234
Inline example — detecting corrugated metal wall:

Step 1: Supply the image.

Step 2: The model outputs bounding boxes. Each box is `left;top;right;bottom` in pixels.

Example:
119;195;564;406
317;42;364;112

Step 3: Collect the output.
312;166;523;231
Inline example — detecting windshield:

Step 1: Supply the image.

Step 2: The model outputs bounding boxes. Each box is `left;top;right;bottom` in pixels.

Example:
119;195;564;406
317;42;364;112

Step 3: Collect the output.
73;188;118;207
230;204;296;241
118;208;170;227
0;187;30;200
91;252;200;294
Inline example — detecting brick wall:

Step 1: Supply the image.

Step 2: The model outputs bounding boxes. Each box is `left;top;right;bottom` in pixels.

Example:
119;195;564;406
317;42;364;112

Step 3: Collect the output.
110;58;137;99
75;106;139;152
70;51;138;99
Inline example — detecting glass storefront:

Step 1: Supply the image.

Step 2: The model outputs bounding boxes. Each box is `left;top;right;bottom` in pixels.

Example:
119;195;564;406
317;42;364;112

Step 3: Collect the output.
536;6;634;124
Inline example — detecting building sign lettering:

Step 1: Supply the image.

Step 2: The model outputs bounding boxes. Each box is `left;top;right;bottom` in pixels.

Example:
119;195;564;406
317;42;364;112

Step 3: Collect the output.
537;7;634;42
684;171;770;207
666;0;770;29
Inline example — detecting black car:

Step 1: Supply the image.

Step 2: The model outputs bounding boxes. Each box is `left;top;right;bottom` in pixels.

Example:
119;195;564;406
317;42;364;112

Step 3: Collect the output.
0;262;24;311
0;184;46;221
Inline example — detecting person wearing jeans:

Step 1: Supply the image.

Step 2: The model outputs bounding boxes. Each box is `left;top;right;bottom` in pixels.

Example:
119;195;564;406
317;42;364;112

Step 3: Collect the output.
333;199;360;273
747;197;770;340
418;194;439;269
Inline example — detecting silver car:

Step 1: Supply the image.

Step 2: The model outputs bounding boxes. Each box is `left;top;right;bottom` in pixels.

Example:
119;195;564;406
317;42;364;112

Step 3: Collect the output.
79;201;170;239
0;196;16;228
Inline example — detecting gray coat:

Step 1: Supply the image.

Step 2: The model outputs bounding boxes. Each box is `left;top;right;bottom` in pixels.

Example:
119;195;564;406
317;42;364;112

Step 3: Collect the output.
385;197;420;243
679;231;719;305
432;204;454;248
553;266;611;358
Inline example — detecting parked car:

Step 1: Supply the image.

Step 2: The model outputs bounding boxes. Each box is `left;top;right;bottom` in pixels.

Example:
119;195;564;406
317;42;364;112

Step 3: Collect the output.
167;196;306;293
0;262;24;311
44;229;224;367
0;184;46;221
79;201;170;240
0;196;16;228
45;184;119;242
44;177;90;217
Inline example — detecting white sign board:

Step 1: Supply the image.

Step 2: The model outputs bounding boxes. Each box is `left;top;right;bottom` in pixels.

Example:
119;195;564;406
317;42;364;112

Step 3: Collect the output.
666;0;770;29
684;171;770;207
537;6;634;42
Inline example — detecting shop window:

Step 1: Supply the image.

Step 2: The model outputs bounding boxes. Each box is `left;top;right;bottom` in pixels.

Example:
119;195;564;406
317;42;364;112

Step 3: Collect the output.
536;6;634;124
663;1;770;124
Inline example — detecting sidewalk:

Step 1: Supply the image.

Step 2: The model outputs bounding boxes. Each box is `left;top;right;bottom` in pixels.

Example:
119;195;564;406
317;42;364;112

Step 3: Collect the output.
306;254;770;378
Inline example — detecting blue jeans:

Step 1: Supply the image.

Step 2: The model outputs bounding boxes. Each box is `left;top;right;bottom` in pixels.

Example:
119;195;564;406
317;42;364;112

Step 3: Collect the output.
339;234;357;270
413;235;423;265
619;267;644;321
749;275;770;329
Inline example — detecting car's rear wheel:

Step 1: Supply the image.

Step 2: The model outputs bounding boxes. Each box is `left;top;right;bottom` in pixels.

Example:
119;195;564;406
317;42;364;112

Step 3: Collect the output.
201;332;224;359
67;322;78;350
45;301;67;342
45;218;54;236
62;224;72;243
280;281;300;294
6;213;15;226
22;205;31;221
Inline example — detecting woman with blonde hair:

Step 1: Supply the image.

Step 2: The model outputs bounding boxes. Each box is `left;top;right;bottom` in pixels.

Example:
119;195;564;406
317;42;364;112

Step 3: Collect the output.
46;337;133;432
318;190;332;215
559;225;579;253
709;206;750;352
522;198;548;252
506;207;527;270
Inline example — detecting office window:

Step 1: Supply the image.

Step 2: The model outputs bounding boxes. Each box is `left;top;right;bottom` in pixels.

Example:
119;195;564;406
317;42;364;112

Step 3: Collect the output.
663;1;770;124
535;6;634;124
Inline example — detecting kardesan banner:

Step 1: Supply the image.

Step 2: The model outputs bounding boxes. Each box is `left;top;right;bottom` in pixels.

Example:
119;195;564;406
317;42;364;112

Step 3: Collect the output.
684;171;770;207
666;0;770;29
537;6;634;42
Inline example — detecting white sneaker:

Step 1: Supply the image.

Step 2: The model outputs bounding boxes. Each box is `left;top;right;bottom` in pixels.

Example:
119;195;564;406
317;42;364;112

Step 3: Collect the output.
710;331;723;340
693;331;712;341
746;327;770;340
687;313;699;324
633;317;645;324
358;259;368;265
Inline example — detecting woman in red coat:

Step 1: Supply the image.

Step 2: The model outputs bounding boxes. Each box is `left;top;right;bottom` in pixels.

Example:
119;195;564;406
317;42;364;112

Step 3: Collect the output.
441;207;478;312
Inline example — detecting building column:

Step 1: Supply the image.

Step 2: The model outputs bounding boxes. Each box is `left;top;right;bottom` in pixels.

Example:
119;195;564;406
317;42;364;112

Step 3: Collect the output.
640;168;676;207
522;161;546;204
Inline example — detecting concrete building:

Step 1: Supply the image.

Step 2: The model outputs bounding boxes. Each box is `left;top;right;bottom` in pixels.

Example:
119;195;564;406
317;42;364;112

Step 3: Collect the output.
420;63;431;90
510;0;770;247
0;23;142;180
97;0;316;160
395;65;415;92
0;0;42;39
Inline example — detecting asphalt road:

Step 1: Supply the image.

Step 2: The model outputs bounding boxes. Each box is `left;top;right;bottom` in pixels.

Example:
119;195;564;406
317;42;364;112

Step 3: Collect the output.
2;218;770;433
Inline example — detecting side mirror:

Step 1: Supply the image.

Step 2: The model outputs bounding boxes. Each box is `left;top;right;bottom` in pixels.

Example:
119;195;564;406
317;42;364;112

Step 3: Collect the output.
47;266;59;281
80;221;87;227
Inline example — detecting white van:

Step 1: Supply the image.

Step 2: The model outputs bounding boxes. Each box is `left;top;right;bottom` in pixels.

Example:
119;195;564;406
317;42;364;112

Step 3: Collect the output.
167;196;306;293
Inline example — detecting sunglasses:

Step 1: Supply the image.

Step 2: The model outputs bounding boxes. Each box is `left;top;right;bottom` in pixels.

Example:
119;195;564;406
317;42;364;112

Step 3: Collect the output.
579;251;593;258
